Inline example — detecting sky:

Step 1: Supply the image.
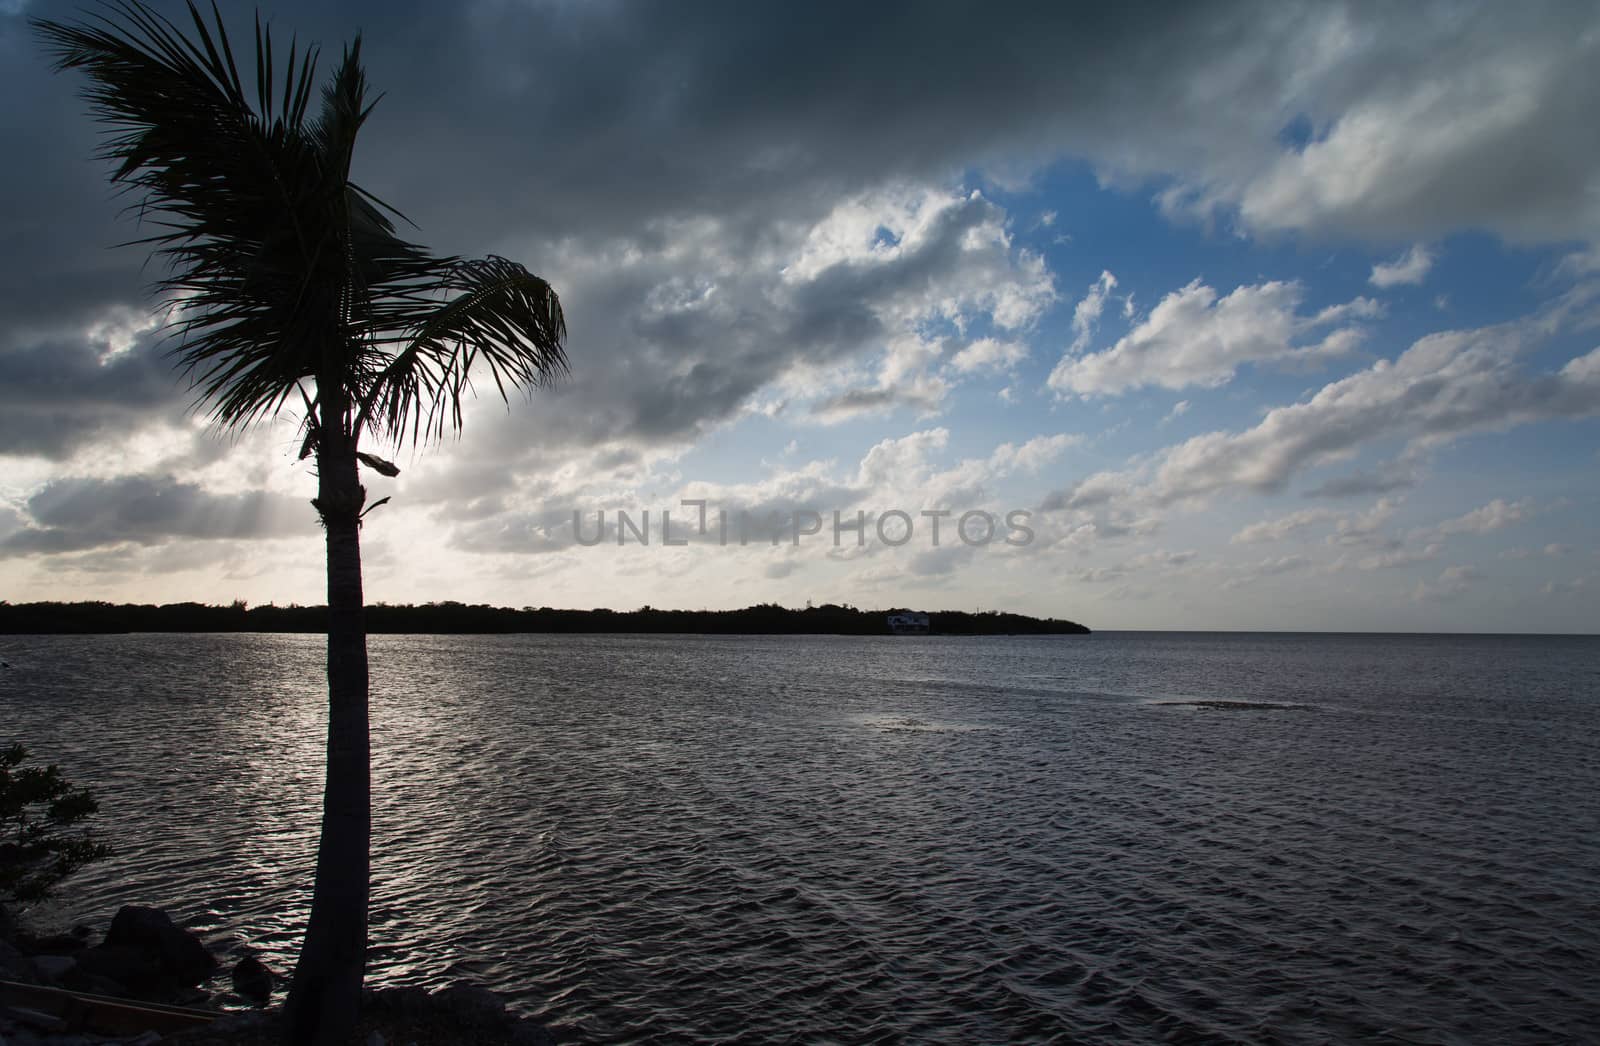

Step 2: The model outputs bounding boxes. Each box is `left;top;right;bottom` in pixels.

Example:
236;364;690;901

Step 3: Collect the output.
1;0;1598;631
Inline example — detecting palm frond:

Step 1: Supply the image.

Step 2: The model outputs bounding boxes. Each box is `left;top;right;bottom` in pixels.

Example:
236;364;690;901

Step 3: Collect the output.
358;256;568;445
34;2;336;426
38;2;567;450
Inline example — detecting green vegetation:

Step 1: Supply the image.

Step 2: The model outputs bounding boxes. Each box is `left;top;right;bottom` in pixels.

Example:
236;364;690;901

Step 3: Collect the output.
0;745;111;907
0;601;1088;636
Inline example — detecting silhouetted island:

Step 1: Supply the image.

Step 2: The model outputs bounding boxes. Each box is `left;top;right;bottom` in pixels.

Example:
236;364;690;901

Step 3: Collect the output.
0;601;1089;636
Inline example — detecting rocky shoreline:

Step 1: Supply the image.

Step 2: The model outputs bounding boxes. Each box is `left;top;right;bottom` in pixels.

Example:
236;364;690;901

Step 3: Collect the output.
0;906;556;1045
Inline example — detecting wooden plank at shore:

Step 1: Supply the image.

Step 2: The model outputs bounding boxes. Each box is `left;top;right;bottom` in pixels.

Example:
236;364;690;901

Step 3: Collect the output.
0;979;219;1035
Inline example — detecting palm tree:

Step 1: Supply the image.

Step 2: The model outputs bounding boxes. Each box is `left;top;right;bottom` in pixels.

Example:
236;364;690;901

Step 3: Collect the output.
34;4;568;1042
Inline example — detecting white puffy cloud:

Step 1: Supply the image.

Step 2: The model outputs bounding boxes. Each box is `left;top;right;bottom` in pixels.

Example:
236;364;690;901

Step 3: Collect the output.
1069;270;1118;353
1148;317;1600;503
986;434;1081;476
783;186;1055;331
1370;245;1437;288
1230;508;1336;544
1427;497;1534;537
1036;294;1600;555
946;338;1028;374
1172;10;1600;245
1312;297;1386;326
1048;278;1370;397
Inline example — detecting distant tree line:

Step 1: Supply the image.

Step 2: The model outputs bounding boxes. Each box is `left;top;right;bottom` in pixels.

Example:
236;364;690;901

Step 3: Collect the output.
0;601;1089;636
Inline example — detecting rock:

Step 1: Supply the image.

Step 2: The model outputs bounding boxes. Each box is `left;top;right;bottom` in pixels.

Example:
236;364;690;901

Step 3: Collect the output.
0;937;32;981
75;944;159;991
162;1010;278;1042
510;1024;558;1046
59;969;131;999
365;985;432;1013
4;1005;64;1033
434;983;507;1020
29;954;76;982
101;906;217;986
14;931;86;956
230;954;274;1005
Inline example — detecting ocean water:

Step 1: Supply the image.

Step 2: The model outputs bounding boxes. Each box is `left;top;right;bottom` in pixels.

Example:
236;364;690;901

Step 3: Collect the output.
1;631;1597;1043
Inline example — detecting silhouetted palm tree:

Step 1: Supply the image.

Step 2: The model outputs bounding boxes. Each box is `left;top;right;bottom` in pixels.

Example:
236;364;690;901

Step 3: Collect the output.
35;4;567;1042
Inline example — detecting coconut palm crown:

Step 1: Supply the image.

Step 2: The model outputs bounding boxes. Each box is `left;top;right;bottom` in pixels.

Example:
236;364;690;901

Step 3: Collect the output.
35;3;567;1043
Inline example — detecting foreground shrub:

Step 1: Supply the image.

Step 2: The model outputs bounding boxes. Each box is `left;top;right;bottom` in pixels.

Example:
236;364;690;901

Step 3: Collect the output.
0;743;111;906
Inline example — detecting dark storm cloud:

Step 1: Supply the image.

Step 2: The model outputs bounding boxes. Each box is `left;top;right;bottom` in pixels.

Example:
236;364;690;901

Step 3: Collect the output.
7;0;1600;535
180;0;1596;248
11;0;1597;353
0;329;185;458
7;0;1197;283
457;188;1044;462
0;473;310;556
12;0;1599;301
0;15;145;330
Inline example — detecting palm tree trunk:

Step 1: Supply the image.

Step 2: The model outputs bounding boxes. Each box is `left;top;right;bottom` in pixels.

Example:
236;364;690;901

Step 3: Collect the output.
286;401;371;1046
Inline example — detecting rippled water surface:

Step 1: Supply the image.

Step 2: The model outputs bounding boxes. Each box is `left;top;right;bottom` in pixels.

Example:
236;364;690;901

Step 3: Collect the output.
2;631;1599;1042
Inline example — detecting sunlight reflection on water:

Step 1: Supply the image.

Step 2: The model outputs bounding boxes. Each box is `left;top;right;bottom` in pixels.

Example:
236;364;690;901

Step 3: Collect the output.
2;631;1598;1043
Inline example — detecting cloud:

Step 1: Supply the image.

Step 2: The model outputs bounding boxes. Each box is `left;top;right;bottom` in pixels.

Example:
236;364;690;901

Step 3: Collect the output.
1327;497;1402;546
1040;471;1132;512
430;183;1054;462
1178;8;1600;244
763;558;801;580
809;381;944;424
986;434;1081;476
1230;508;1335;544
11;1;1599;374
1147;313;1600;503
1412;564;1478;603
354;0;1599;251
1069;270;1118;353
1311;297;1386;326
1068;547;1198;585
1036;295;1600;535
1221;553;1311;589
1370;244;1437;288
1426;497;1533;537
1048;279;1369;397
13;1;1596;473
947;337;1028;375
9;0;1600;623
445;424;1068;566
1303;463;1417;498
1;474;308;557
1342;542;1440;572
0;322;186;460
